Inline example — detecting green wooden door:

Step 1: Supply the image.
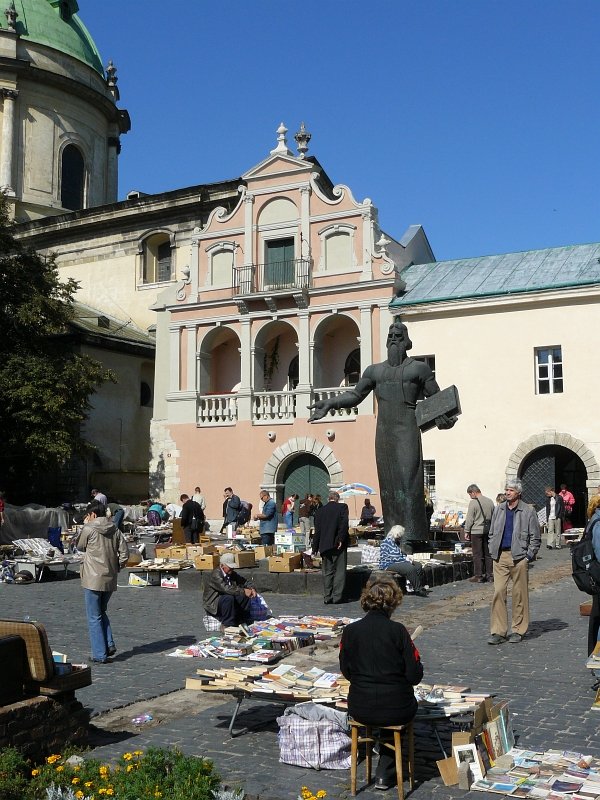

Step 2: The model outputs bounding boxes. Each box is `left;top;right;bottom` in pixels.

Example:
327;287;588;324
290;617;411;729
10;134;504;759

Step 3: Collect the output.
281;454;330;523
265;239;294;288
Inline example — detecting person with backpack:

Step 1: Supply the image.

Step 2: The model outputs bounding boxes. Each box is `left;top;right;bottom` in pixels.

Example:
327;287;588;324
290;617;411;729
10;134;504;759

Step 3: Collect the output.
180;493;204;544
584;495;600;657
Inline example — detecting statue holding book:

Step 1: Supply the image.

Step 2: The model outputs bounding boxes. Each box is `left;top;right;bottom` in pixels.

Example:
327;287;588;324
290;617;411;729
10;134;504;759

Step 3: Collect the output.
309;317;460;552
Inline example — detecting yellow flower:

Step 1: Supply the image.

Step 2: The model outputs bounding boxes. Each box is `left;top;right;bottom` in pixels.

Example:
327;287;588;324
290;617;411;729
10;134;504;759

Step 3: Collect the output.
99;765;109;778
31;769;40;776
106;790;114;797
72;777;81;784
133;750;143;756
55;765;64;772
98;790;106;796
75;793;84;800
46;754;61;764
126;764;134;772
154;793;162;798
317;792;327;798
73;765;80;771
84;781;94;788
122;752;133;761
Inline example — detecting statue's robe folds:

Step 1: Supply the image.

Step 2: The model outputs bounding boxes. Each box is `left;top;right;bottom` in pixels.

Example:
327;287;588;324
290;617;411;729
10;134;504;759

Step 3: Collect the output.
334;358;441;543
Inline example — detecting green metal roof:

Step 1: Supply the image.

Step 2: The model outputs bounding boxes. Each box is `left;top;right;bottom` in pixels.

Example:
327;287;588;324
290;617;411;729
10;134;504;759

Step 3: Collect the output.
2;1;104;76
390;242;600;309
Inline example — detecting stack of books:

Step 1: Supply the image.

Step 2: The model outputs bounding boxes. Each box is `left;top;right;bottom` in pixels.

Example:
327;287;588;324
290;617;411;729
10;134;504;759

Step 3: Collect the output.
471;749;600;796
168;615;355;661
186;662;349;703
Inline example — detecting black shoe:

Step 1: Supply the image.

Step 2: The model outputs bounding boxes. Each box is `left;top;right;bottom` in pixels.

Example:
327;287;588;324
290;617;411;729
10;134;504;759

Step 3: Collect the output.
90;657;113;664
107;646;117;656
546;545;553;549
414;589;429;597
324;599;333;604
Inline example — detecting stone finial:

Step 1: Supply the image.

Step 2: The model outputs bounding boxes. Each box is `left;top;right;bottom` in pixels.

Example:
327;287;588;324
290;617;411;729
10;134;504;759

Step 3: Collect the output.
294;122;311;158
105;60;120;101
4;1;18;31
270;122;293;156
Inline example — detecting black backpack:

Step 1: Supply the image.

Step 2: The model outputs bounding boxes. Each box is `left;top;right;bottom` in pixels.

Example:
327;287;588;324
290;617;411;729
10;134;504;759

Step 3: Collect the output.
571;519;600;595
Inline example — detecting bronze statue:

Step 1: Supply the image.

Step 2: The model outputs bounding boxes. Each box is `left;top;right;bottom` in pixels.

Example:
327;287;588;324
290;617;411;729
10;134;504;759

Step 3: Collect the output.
309;317;458;552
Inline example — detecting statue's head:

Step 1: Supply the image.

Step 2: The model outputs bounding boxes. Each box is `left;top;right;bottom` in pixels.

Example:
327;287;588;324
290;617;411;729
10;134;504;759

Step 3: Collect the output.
386;318;412;365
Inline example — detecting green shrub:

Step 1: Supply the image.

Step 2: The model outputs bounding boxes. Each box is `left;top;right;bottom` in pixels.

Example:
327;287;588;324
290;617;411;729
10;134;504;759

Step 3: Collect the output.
0;747;221;800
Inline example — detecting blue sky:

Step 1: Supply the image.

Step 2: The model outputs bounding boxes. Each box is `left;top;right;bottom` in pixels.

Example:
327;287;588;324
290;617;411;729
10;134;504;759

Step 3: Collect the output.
81;1;600;262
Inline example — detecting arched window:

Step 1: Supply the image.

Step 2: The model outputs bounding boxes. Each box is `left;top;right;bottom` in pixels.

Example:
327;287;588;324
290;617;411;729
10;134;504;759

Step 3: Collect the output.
344;348;361;386
142;233;172;284
288;355;299;390
60;144;85;211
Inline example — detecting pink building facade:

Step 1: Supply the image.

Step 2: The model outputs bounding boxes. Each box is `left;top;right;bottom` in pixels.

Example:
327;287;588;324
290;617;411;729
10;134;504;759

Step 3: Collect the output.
150;125;435;519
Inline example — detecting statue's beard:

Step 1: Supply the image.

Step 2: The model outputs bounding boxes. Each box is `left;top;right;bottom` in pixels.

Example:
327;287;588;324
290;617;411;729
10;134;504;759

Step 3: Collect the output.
387;342;407;366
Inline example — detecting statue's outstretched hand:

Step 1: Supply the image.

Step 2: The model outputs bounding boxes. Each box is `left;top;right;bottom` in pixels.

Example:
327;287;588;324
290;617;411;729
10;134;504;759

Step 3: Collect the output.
435;414;457;430
308;400;330;422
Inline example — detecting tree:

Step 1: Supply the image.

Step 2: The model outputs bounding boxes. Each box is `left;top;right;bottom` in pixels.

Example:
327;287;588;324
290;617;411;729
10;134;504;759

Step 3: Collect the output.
0;198;113;499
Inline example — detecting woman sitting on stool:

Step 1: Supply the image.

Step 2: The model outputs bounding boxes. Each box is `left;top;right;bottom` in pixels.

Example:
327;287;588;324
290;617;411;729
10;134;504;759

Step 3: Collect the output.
339;576;423;790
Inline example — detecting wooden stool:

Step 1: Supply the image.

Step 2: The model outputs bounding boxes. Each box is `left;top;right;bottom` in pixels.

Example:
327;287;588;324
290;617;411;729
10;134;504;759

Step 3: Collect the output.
349;719;415;800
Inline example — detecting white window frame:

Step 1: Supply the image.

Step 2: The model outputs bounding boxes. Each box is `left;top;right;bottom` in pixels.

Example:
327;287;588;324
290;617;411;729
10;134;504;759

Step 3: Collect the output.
316;223;357;272
534;346;563;395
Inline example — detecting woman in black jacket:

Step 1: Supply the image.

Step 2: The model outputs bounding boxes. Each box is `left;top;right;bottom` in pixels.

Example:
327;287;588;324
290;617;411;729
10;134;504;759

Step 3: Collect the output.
340;577;423;790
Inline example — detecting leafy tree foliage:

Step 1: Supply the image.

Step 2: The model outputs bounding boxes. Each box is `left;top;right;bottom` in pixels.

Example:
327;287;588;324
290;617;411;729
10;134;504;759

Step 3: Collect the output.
0;199;113;495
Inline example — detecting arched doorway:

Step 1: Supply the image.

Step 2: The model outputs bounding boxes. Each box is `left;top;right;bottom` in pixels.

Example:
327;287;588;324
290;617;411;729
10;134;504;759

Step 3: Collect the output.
519;445;587;527
281;454;330;523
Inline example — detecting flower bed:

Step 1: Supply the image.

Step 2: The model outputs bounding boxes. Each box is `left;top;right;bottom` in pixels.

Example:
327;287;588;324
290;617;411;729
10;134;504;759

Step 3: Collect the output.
0;747;223;800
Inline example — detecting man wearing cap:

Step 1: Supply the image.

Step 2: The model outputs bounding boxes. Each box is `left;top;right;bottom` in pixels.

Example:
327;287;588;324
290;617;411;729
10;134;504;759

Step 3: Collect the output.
203;553;257;627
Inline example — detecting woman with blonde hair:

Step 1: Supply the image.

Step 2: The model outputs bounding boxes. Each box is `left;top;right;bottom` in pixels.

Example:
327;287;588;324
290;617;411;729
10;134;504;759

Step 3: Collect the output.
339;576;423;790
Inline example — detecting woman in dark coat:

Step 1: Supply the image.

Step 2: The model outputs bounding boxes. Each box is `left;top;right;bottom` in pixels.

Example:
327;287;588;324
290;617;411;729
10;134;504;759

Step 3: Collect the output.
339;577;423;790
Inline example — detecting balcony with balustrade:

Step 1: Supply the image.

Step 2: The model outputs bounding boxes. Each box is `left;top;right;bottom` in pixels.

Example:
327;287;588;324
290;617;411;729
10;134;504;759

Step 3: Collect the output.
197;386;359;426
232;258;311;297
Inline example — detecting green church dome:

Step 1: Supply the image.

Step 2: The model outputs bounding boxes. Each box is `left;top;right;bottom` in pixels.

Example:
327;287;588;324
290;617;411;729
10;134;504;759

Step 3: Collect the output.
2;0;104;76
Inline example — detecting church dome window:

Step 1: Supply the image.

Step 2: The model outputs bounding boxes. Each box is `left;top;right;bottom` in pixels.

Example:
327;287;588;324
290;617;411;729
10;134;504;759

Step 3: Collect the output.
60;143;85;211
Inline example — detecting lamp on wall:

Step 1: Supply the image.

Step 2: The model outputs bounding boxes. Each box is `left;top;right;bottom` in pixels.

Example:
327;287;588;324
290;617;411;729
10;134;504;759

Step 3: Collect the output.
326;429;335;441
267;431;276;442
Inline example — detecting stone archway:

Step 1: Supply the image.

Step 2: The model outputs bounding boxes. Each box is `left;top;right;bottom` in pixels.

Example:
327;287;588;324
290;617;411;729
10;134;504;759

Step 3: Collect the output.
505;431;600;491
262;437;344;487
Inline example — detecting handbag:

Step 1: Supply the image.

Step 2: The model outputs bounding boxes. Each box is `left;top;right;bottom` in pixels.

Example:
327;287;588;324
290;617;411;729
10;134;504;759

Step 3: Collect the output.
475;498;492;536
277;714;351;770
248;593;272;621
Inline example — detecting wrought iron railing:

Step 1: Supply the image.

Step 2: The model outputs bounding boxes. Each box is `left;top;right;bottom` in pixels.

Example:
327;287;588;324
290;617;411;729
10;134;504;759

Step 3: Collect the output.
233;258;311;295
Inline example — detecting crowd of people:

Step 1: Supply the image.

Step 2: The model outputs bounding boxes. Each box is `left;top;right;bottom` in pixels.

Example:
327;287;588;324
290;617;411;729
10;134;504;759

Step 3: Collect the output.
39;474;600;792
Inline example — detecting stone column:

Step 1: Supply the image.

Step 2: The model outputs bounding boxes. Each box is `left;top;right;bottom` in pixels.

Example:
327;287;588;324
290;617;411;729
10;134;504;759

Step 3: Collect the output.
190;228;200;298
295;310;312;419
186;325;197;393
237;317;253;421
0;89;18;195
300;184;311;264
169;326;180;393
243;192;254;266
359;303;374;413
361;202;374;281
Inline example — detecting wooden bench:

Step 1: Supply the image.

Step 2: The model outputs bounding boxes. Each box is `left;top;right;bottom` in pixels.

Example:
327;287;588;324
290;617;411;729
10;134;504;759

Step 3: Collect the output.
0;619;91;697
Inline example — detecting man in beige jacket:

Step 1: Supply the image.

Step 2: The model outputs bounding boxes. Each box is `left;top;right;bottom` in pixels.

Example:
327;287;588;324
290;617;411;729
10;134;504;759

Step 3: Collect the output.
78;500;129;663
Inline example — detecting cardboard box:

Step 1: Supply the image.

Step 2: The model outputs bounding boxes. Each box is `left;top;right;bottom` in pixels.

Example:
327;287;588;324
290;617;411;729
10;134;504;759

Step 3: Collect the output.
128;571;161;587
233;551;256;569
160;573;179;589
275;531;305;547
268;553;302;573
186;545;216;558
168;546;188;560
194;554;220;570
254;545;274;560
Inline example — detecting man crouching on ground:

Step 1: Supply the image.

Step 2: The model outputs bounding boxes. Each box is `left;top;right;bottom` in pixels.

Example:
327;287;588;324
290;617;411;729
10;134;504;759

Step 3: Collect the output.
203;553;257;627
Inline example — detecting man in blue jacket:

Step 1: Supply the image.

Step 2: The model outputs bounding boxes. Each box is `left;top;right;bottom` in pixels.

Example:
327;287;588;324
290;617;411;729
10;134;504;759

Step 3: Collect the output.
254;490;278;545
487;480;541;645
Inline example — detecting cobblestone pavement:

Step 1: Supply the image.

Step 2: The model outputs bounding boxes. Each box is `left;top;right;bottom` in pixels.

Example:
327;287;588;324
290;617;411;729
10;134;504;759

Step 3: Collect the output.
1;548;596;799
